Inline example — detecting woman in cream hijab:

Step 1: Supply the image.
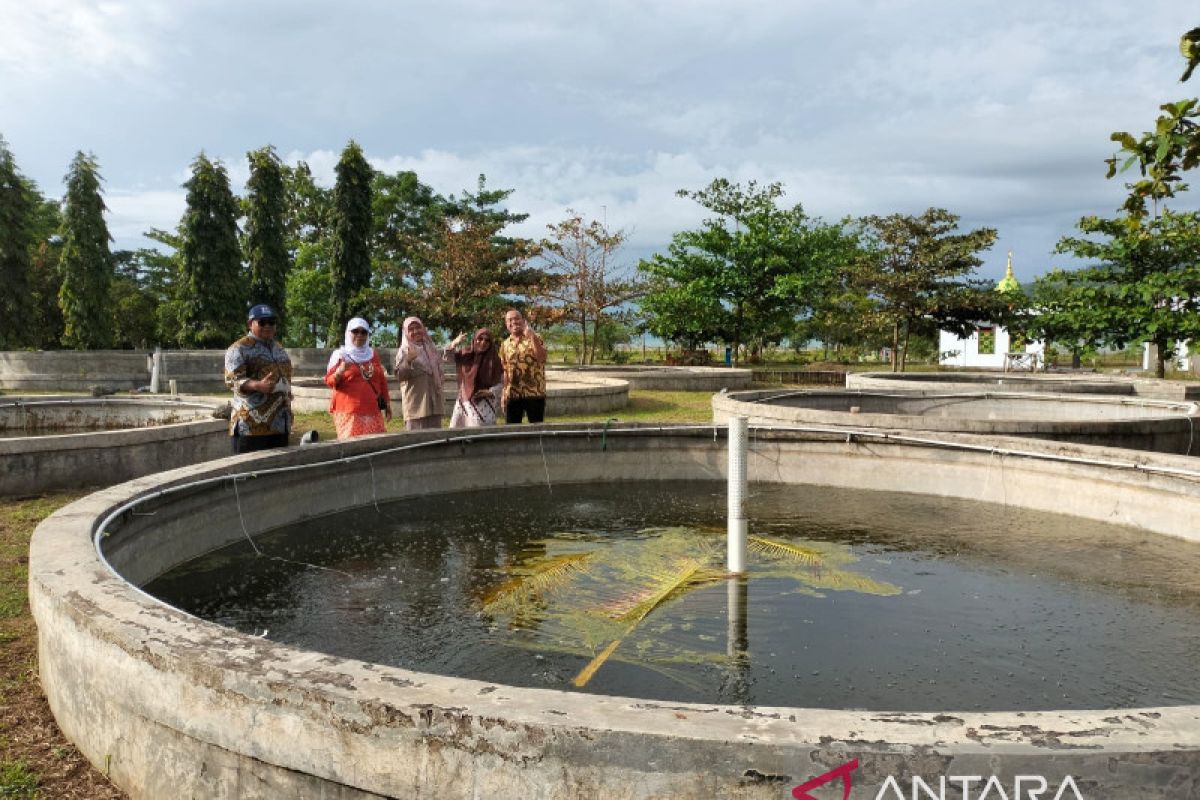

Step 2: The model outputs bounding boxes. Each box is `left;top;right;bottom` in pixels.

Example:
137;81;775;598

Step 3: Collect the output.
393;316;445;430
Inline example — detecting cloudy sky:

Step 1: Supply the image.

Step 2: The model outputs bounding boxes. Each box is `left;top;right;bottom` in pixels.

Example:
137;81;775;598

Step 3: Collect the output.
2;0;1197;282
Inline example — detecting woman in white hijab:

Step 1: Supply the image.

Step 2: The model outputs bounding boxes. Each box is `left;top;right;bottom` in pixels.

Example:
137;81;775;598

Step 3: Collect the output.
392;316;445;430
325;317;392;439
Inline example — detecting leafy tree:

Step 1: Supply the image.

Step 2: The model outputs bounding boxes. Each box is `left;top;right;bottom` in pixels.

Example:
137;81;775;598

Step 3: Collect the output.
0;135;35;349
367;169;446;330
852;208;1001;372
27;195;65;348
178;154;244;348
800;266;884;362
1041;28;1200;378
1106;28;1200;221
401;210;544;334
1106;99;1200;221
539;210;644;364
140;227;186;343
373;174;546;335
110;252;159;349
372;169;443;276
58;151;114;349
283;160;332;255
639;179;853;363
637;272;728;353
1012;271;1105;369
244;146;291;336
278;161;333;345
330;140;373;331
1179;26;1200;85
109;245;177;348
285;240;336;347
450;173;529;231
1049;211;1200;377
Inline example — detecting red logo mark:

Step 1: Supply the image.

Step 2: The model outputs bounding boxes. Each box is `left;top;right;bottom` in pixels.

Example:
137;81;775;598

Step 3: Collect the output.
791;758;859;800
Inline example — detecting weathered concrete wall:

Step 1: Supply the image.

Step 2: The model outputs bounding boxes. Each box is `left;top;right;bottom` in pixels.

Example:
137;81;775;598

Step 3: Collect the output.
0;397;226;496
30;426;1200;798
0;351;150;391
550;365;752;391
714;389;1200;456
0;348;400;394
848;370;1200;400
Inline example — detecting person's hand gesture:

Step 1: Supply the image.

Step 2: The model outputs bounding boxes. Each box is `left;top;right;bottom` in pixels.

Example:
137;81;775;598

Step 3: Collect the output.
450;331;467;349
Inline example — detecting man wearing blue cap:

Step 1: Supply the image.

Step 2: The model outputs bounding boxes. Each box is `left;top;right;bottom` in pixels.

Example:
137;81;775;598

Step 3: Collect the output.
224;304;293;453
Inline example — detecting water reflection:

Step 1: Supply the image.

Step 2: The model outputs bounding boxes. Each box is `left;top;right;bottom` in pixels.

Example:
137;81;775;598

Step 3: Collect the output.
144;481;1200;711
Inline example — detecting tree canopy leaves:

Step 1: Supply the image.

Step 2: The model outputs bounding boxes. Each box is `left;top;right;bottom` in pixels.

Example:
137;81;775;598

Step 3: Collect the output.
57;151;114;349
178;154;244;348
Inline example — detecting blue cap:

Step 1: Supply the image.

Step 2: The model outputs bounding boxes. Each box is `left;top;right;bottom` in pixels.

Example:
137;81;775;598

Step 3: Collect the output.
247;304;277;321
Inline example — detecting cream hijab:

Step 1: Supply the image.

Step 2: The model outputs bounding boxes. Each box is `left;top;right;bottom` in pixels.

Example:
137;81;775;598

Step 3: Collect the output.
398;316;440;374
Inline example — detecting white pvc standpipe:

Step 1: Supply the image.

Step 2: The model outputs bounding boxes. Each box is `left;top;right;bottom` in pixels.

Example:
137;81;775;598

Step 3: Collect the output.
149;346;162;394
727;416;748;573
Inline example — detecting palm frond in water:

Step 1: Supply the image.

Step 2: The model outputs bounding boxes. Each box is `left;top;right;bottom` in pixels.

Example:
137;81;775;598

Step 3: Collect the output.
481;552;594;615
610;560;726;623
574;559;727;687
748;536;826;566
804;566;902;596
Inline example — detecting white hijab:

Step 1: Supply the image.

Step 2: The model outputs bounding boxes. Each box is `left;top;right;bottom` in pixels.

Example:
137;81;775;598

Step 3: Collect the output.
327;317;375;369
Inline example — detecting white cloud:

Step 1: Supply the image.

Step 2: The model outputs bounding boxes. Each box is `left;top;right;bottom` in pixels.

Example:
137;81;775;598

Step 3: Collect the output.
0;0;166;77
8;0;1196;281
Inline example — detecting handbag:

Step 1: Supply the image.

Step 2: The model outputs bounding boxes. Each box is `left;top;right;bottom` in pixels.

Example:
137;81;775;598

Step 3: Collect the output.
341;352;388;413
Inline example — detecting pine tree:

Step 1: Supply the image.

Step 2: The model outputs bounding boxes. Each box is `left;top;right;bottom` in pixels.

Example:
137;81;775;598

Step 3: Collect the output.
244;145;291;337
58;151;115;349
330;140;373;330
178;154;244;348
0;135;34;349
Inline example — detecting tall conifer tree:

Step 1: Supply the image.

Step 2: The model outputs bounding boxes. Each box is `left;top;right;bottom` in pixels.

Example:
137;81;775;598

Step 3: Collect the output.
0;135;34;349
178;154;244;347
245;145;291;336
58;151;114;349
330;140;373;330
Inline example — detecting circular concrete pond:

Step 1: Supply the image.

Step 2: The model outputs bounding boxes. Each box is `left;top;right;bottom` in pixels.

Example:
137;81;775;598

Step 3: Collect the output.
292;372;630;417
847;370;1200;403
549;364;753;392
714;389;1200;455
30;425;1200;797
0;396;226;496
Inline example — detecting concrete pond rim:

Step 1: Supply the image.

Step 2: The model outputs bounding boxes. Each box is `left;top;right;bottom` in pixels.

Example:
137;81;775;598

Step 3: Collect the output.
31;423;1200;798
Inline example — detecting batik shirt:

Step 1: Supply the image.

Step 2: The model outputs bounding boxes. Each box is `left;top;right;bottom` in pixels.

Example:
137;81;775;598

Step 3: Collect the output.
499;335;546;402
224;334;293;436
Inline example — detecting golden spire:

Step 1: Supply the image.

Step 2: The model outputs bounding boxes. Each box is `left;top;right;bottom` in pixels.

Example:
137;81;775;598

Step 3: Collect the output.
996;250;1021;294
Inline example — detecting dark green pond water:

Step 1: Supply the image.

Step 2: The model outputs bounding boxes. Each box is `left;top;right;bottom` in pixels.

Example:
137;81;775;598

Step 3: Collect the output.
144;481;1200;711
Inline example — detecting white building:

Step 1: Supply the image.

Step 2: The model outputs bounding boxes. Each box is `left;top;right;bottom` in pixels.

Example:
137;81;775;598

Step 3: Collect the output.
938;253;1045;370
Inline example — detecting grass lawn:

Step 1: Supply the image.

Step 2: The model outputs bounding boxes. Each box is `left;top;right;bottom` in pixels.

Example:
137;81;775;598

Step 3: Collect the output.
0;493;126;799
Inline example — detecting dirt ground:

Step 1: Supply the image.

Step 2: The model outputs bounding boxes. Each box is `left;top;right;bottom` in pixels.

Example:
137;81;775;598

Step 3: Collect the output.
0;493;126;799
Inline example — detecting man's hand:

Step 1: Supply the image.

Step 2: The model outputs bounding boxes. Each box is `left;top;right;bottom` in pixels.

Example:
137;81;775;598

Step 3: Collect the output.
251;372;280;393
